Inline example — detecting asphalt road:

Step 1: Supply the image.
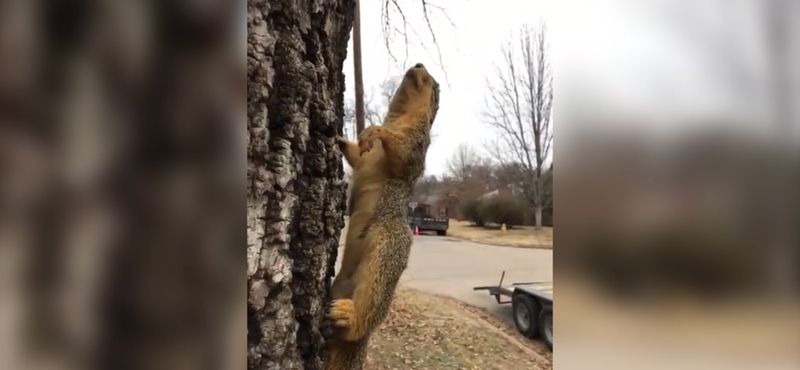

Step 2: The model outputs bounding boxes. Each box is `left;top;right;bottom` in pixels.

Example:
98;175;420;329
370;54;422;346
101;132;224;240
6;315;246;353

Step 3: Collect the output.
335;232;553;327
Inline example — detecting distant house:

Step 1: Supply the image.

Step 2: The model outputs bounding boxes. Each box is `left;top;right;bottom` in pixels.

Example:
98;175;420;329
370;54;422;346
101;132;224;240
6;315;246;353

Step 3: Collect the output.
410;195;450;219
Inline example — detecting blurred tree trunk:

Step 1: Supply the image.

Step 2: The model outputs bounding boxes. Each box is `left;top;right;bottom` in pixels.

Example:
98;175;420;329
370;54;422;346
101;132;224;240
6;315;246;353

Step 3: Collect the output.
247;0;354;369
765;0;798;296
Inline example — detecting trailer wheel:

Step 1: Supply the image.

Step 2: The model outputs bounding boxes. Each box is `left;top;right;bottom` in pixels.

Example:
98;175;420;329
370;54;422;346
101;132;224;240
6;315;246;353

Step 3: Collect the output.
437;230;447;236
539;307;553;351
512;293;539;338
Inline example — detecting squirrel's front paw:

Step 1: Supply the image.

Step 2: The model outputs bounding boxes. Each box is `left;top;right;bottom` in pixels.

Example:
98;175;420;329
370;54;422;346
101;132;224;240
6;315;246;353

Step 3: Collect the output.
357;127;381;156
327;299;363;341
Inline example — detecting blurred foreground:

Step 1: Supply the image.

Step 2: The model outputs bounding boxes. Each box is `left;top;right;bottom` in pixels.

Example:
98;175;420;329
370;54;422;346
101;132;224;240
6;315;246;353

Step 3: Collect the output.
0;1;244;370
556;0;800;369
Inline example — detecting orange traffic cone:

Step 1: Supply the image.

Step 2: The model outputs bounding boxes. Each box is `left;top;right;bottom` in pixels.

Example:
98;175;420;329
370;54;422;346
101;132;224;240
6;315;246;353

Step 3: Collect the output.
414;226;419;237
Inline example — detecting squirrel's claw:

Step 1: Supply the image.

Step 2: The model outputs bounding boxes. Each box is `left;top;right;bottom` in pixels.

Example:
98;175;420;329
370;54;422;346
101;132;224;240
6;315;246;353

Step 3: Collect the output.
358;139;374;156
357;127;381;156
328;299;355;326
327;299;363;341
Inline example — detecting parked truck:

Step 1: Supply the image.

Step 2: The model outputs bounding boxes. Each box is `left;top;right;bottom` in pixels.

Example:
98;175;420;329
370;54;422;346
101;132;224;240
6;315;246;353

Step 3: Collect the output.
407;202;449;236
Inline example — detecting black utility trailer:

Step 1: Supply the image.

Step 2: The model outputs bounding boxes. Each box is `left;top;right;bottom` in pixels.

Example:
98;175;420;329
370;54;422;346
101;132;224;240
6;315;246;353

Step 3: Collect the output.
474;271;553;351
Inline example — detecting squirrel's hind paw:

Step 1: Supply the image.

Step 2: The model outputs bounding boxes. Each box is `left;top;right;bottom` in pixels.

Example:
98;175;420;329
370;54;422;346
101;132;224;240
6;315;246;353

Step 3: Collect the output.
328;299;356;327
328;299;364;341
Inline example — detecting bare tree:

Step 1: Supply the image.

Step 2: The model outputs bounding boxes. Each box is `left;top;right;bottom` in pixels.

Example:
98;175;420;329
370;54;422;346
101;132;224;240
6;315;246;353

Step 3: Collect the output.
378;77;401;106
344;95;378;141
412;175;439;204
444;143;493;207
343;98;357;140
367;76;401;125
446;143;479;182
484;23;553;230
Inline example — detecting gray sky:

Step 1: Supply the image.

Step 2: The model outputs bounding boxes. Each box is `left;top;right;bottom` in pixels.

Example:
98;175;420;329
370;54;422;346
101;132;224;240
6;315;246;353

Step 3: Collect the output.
343;0;779;176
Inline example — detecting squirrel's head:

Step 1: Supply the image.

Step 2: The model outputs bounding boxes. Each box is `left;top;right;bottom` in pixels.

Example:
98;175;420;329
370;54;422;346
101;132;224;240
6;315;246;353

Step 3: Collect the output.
387;63;440;125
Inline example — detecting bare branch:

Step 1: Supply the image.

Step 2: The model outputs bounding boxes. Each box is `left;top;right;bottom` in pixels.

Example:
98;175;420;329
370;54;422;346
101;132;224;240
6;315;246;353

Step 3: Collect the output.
425;3;457;28
379;0;455;87
420;0;450;84
388;0;410;66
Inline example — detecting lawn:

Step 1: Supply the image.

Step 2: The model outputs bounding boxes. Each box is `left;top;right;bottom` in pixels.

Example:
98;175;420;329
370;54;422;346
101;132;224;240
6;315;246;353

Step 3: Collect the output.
445;220;552;248
366;287;552;370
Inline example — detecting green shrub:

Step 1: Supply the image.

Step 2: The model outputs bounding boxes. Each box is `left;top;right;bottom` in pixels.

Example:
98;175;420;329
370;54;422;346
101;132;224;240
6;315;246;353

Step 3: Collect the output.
461;199;486;227
483;196;526;228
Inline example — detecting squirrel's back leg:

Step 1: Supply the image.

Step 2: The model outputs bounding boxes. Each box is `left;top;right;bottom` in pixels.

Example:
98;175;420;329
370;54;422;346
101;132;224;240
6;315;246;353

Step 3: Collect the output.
330;274;355;300
329;228;412;341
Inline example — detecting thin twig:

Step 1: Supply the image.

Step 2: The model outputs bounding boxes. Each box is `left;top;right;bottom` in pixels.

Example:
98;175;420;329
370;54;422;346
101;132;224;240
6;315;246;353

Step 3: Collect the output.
421;0;450;85
380;0;455;87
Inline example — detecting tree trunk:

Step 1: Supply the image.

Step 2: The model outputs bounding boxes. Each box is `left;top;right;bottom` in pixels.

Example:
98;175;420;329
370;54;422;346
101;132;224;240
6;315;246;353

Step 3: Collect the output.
247;0;354;369
533;177;543;231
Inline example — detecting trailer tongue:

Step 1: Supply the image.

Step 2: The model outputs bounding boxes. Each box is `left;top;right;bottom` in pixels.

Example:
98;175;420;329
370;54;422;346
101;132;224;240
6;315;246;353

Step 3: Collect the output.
474;271;553;351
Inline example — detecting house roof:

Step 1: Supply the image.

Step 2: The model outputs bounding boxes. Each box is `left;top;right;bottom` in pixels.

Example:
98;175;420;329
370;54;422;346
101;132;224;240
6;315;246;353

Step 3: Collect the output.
426;195;442;204
478;189;500;199
410;194;445;205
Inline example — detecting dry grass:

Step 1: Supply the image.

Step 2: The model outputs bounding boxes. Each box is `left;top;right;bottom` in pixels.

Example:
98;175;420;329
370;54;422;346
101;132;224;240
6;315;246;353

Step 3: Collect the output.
366;287;552;370
455;302;553;361
446;220;552;248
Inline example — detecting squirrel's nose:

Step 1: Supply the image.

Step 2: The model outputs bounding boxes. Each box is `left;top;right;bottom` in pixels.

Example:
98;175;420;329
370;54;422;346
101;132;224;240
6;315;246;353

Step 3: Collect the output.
414;63;425;69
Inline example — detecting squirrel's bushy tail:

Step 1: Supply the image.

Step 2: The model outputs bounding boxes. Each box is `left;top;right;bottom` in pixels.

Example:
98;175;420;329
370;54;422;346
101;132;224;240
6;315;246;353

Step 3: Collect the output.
323;337;369;370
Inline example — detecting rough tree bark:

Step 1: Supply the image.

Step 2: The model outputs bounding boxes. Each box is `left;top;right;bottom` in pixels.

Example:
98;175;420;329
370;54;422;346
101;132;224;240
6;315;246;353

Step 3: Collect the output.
247;0;355;369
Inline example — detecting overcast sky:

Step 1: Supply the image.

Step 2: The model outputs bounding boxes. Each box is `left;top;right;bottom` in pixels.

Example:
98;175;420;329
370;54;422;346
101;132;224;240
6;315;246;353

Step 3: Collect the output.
343;0;780;176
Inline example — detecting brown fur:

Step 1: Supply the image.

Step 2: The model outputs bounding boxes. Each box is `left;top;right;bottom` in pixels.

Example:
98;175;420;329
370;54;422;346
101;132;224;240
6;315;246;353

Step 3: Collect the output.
325;63;440;370
330;137;388;301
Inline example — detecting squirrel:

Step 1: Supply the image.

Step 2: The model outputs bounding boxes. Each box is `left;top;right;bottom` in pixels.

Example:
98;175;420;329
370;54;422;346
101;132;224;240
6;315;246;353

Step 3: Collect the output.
324;63;440;370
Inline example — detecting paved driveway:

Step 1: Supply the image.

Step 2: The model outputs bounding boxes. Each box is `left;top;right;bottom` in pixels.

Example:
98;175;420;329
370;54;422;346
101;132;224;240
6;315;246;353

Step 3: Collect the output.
335;233;553;326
